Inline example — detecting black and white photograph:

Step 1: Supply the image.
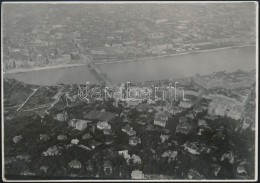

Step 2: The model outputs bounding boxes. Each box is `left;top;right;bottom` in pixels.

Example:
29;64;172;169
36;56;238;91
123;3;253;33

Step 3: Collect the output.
1;1;258;181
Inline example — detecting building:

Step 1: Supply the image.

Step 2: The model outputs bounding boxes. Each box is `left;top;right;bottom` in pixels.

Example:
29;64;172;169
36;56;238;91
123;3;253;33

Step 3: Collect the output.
176;117;193;134
69;119;90;131
156;19;168;24
57;135;67;141
118;150;131;160
55;111;68;122
187;169;205;179
161;150;178;162
129;137;141;146
148;44;173;53
68;159;82;169
160;134;170;143
179;100;193;108
148;32;165;39
221;151;235;164
103;160;113;174
122;124;132;133
13;135;23;143
193;106;204;114
198;119;208;127
42;146;60;156
208;95;244;120
75;120;89;131
154;111;169;128
172;38;183;44
237;161;247;174
131;170;144;179
71;139;79;145
131;154;142;164
103;129;113;135
123;40;137;46
194;74;254;90
82;133;92;140
16;154;30;161
39;134;49;141
20;170;36;176
154;116;167;127
193;42;215;50
111;43;123;48
183;141;200;155
97;121;111;130
122;124;136;136
212;164;221;176
40;166;48;174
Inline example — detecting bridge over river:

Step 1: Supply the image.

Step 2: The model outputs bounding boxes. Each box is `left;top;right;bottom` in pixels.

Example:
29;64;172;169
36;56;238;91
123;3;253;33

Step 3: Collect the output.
81;54;113;86
87;61;113;86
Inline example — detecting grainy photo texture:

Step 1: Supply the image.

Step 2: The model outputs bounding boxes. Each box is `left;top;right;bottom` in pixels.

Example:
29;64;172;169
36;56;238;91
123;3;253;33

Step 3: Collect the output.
1;1;258;182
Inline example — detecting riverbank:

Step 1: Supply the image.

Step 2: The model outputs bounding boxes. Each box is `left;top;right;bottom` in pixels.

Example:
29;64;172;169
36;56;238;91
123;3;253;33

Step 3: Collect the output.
3;44;255;74
95;44;255;65
4;46;255;86
4;63;88;74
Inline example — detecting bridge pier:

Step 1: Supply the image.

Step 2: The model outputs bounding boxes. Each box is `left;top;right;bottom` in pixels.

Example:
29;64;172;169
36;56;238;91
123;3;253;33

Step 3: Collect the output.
87;62;112;86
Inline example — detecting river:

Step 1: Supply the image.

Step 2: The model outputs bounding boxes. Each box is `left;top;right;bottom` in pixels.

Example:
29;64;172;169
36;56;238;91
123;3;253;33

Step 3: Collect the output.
4;46;256;86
